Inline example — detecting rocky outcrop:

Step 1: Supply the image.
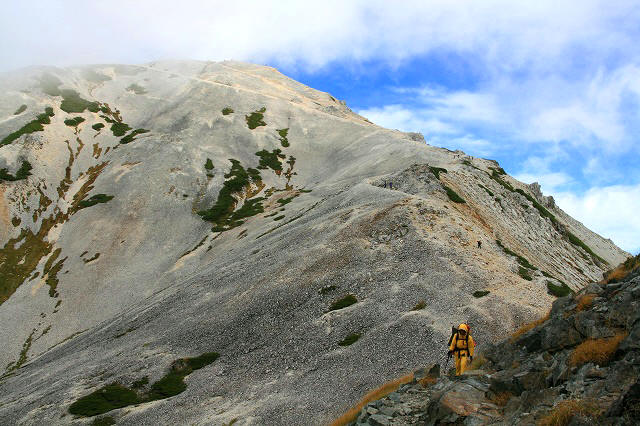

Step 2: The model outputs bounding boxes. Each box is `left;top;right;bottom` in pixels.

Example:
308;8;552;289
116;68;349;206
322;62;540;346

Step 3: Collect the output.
353;273;640;425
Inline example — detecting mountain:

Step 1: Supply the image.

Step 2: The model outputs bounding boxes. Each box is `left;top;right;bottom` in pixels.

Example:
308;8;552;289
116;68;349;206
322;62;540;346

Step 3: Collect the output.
349;256;640;425
0;60;629;425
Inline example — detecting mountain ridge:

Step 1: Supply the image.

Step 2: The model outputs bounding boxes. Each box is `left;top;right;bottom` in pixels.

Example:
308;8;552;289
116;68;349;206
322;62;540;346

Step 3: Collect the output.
0;60;630;425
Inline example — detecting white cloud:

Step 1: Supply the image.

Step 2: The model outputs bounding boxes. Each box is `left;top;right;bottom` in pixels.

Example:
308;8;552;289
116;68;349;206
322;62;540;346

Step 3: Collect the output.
554;185;640;254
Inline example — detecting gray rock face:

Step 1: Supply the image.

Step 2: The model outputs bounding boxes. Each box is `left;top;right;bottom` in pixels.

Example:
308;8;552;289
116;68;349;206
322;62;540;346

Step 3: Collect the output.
0;60;631;425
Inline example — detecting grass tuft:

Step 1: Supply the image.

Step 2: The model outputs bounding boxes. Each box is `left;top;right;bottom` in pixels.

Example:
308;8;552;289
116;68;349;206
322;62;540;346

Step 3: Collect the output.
277;128;290;147
222;107;234;115
14;104;27;115
569;333;626;367
64;116;85;127
205;158;214;170
538;399;601;426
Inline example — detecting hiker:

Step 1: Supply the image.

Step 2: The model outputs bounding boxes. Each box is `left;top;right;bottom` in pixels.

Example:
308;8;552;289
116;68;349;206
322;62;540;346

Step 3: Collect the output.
477;240;482;249
448;323;475;376
389;181;393;189
383;180;387;188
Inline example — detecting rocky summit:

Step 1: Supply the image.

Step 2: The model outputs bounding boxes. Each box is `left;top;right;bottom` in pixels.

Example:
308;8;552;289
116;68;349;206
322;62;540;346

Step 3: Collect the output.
352;259;640;425
0;60;630;425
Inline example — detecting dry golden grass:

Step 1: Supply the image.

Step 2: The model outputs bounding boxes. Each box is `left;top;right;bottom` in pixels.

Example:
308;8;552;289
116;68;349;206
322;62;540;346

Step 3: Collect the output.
537;399;600;426
576;294;595;312
330;373;414;426
511;310;550;342
490;391;513;407
602;254;640;284
569;332;627;367
418;376;437;387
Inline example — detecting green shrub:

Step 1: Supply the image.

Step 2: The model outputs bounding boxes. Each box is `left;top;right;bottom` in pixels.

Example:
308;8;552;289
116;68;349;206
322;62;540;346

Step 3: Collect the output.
1;107;54;146
147;371;186;400
518;267;533;281
64;116;85;127
273;215;285;221
566;231;606;264
60;89;99;113
205;158;214;170
429;166;448;180
329;294;357;311
222;107;234;115
246;107;266;129
339;333;361;346
92;123;105;131
547;281;573;297
496;240;537;270
110;122;132;137
126;83;147;95
0;161;32;182
68;384;139;416
277;128;290;147
443;185;466;203
91;416;116;426
120;129;149;144
77;194;114;209
14;104;27;115
473;290;490;298
255;149;285;172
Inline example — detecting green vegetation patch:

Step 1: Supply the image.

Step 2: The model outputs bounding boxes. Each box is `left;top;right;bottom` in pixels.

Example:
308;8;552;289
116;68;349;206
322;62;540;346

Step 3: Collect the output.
566;231;606;264
277;128;290;147
546;281;573;297
473;290;490;298
0;161;32;182
14;104;27;115
77;194;114;210
69;352;219;417
429;166;448;180
198;159;264;232
246;107;266;129
443;185;466;203
60;89;99;113
496;240;537;270
69;384;139;416
110;122;132;137
255;149;285;172
329;294;357;312
489;166;506;175
277;195;298;205
518;266;533;281
120;129;149;144
222;107;234;115
273;215;285;221
126;83;147;95
92;123;105;131
91;416;116;426
478;184;494;197
43;248;66;297
205;158;214;170
64;116;85;127
1;107;55;147
339;333;361;346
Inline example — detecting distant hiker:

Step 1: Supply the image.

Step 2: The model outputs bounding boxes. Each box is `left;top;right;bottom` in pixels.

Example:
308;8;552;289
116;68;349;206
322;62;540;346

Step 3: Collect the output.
383;180;387;188
447;323;475;376
389;181;393;189
477;240;482;249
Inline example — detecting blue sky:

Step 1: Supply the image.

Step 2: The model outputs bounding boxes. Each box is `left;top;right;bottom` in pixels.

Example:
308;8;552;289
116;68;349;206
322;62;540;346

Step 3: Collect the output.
2;1;639;253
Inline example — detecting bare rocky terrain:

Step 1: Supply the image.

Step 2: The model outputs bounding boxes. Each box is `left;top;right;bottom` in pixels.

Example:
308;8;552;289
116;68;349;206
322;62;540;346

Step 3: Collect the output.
0;60;629;425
